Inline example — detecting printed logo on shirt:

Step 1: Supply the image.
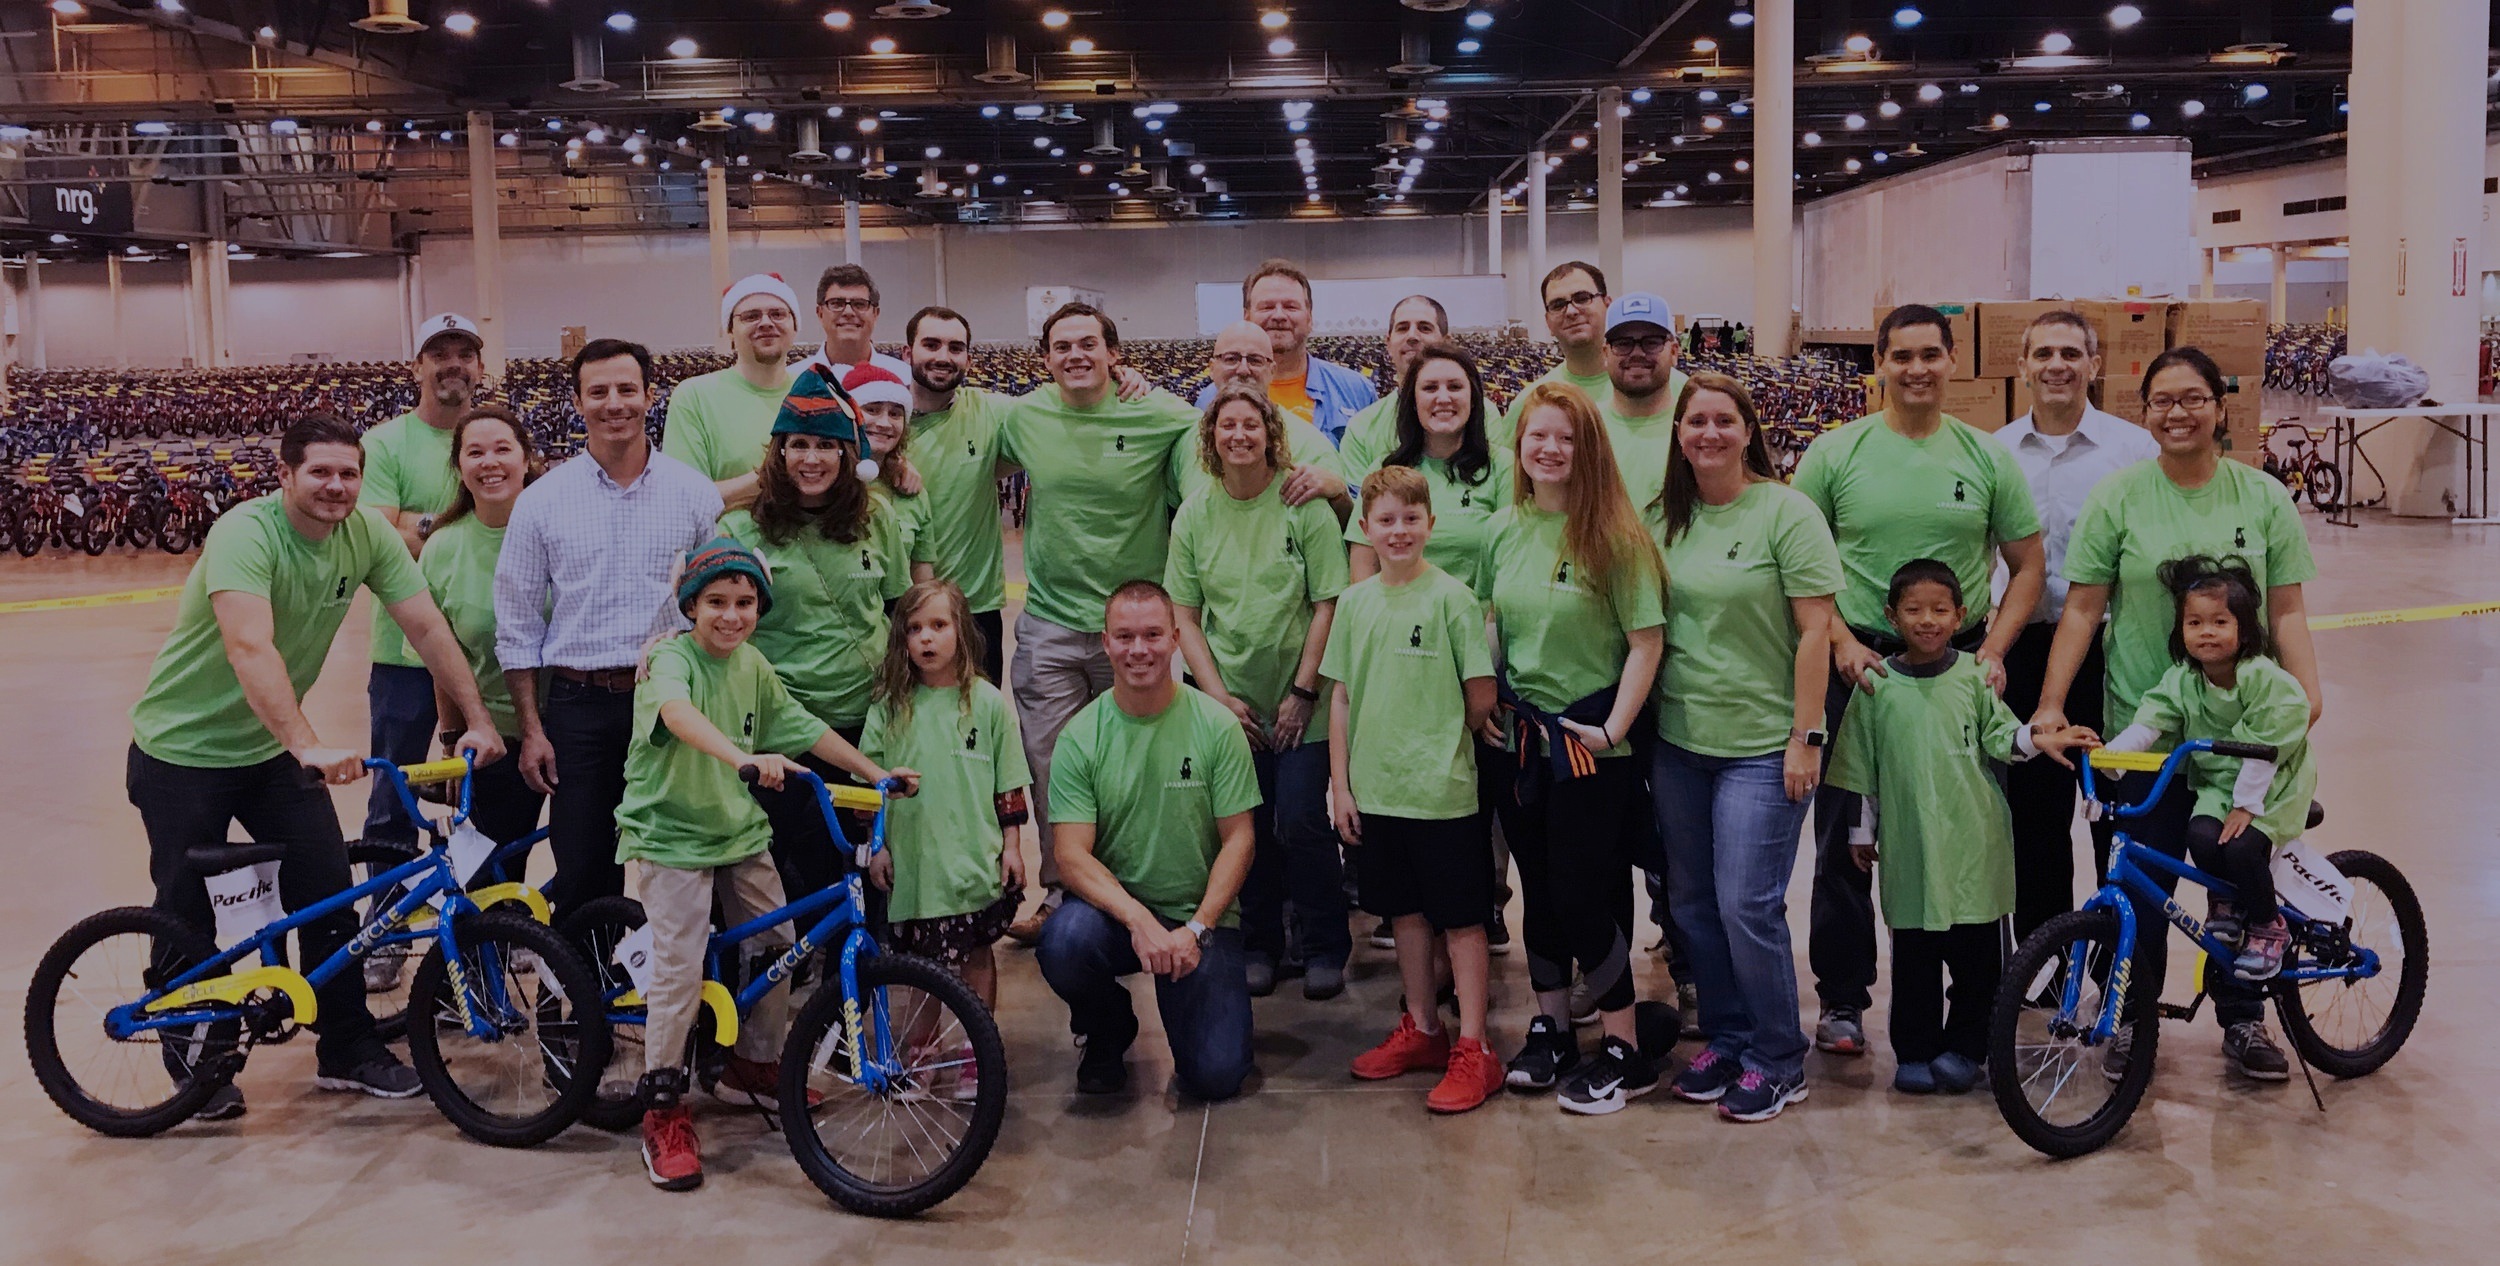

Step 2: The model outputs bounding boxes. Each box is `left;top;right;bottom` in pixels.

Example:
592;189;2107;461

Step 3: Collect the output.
2234;526;2247;549
1115;435;1127;452
965;439;976;459
1165;754;1205;790
332;575;351;602
1283;536;1301;560
1937;478;1981;513
1458;486;1476;510
1549;559;1577;592
1397;621;1439;658
743;712;757;739
959;723;993;766
850;547;879;579
1726;540;1742;561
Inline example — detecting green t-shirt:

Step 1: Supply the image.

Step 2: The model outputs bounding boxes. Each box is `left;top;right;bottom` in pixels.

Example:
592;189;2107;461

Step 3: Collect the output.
2128;657;2317;845
358;411;459;668
862;679;1033;922
1318;567;1494;820
1047;687;1262;925
617;636;831;870
998;384;1200;632
1473;502;1666;759
1792;413;2042;634
1335;393;1400;480
1826;652;2024;931
1165;476;1350;727
1603;397;1681;514
1650;481;1844;757
1176;417;1340;502
1496;362;1615;453
417;514;521;736
661;367;795;482
721;501;912;728
1343;450;1512;582
906;386;1009;613
879;482;932;568
2062;459;2319;723
131;497;428;768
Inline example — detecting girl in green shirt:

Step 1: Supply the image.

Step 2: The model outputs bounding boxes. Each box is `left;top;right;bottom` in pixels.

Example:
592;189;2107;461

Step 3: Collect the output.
840;362;939;577
1347;344;1511;586
420;404;546;845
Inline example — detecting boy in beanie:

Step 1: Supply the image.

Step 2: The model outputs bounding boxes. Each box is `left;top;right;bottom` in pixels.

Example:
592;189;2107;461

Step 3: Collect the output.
618;536;918;1191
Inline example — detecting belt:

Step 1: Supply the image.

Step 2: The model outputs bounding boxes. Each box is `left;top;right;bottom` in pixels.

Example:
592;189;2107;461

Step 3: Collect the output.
552;665;638;692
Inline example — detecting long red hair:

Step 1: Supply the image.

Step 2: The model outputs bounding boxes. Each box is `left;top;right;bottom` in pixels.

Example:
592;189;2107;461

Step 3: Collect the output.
1508;380;1662;593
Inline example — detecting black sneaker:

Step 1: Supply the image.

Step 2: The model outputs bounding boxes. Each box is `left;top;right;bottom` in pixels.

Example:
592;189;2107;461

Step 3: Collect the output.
1556;1036;1659;1116
191;1082;247;1122
314;1050;424;1099
1668;1047;1744;1103
1717;1068;1809;1123
2222;1021;2291;1082
1504;1014;1580;1092
1485;910;1512;956
1075;1015;1138;1095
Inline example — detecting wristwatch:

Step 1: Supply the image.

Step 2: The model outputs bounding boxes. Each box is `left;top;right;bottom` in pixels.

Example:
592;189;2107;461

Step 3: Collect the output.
1288;684;1320;703
1790;727;1828;748
415;514;437;541
1183;919;1212;948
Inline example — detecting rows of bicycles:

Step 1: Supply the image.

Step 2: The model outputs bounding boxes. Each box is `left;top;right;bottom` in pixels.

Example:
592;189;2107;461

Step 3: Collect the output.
0;445;281;558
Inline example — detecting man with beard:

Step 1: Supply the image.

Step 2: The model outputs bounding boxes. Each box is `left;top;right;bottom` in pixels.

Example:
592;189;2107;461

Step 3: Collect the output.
1597;292;1691;510
1189;320;1349;516
896;305;1011;682
664;273;803;511
1498;261;1616;450
1194;259;1375;445
796;263;911;385
1334;294;1450;478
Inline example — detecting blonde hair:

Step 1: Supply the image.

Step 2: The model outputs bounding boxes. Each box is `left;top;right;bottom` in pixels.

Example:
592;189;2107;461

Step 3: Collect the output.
1508;380;1662;593
871;578;983;729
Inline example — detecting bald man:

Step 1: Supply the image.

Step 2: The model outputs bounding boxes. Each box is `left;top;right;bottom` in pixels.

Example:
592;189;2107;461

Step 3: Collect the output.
1193;321;1351;517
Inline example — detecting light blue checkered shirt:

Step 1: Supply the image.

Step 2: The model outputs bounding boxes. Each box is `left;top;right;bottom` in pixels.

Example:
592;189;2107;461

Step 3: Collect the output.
494;448;723;671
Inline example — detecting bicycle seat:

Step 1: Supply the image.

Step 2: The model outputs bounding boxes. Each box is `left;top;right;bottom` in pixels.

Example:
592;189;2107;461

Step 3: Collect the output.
2306;801;2326;831
347;838;423;868
188;841;283;875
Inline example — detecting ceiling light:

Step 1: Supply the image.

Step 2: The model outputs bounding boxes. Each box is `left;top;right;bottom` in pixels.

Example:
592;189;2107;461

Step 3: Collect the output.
857;117;878;132
833;144;853;159
667;37;697;57
1695;37;1718;53
1465;11;1493;30
255;24;275;40
1844;112;1866;129
1728;8;1752;26
1706;171;1722;183
1730;100;1749;114
1033;135;1051;148
443;11;477;35
2109;5;2143;29
546;117;564;130
1629;87;1652;104
1960;82;1980;94
605;12;634;34
1042;10;1069;28
1732;158;1750;172
2129;112;2151;129
1701;115;1724;130
823;9;852;28
1878;98;1902;118
269;118;299;135
1456;38;1480;53
1616;104;1632;117
1893;8;1922;29
134;120;172;135
155;0;181;12
2034;100;2051;112
2041;32;2073;54
1801;130;1821;145
1069;37;1095;53
1844;158;1863;172
1872;151;1888;163
48;0;84;16
1698;89;1720;102
1050;146;1064;156
1260;9;1289;29
1843;34;1873;54
2243;82;2269;102
924;145;942;158
1268;36;1294;54
2181;98;2206;118
2331;5;2355;20
869;36;896;53
1569;133;1589;148
1987;112;2010;128
1917;82;1943;102
1078;161;1094;174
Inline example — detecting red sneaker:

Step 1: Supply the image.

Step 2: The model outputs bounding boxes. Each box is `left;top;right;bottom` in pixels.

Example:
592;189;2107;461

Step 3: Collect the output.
640;1105;703;1191
1426;1036;1505;1114
1351;1013;1451;1081
715;1054;824;1111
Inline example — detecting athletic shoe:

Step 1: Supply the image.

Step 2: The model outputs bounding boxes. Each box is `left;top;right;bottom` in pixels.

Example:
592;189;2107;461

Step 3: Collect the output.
1427;1037;1505;1114
641;1105;704;1191
1568;977;1598;1026
1244;953;1278;998
1892;1061;1937;1094
191;1083;246;1122
2205;897;2242;952
2222;1021;2291;1082
1485;910;1512;956
1718;1069;1809;1123
362;952;405;994
1004;892;1060;947
1303;959;1346;1001
1930;1051;1983;1094
1352;1013;1452;1081
947;1042;982;1103
2100;1024;2136;1083
2233;916;2290;982
1367;919;1397;950
1075;1015;1137;1095
1556;1036;1658;1115
1814;1007;1867;1056
1504;1014;1581;1091
1668;1047;1744;1103
313;1051;424;1099
715;1054;822;1111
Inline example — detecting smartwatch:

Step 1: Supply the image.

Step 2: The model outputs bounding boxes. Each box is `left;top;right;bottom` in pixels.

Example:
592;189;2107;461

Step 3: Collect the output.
415;514;437;541
1288;684;1320;703
1791;727;1828;748
1183;919;1212;947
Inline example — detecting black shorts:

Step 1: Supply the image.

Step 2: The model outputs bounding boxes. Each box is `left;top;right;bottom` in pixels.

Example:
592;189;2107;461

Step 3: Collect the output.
1356;813;1495;930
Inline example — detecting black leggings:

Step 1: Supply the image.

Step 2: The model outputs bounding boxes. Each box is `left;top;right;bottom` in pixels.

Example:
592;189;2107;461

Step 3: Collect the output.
1493;749;1642;1014
1889;922;2003;1064
2187;816;2279;925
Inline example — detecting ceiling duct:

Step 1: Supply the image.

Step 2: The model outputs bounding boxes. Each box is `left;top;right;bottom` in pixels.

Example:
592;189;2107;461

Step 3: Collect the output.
875;3;952;18
1087;117;1122;156
350;0;425;34
1377;120;1414;152
916;163;950;199
1046;102;1084;126
1386;18;1441;76
792;115;828;162
859;144;891;178
692;109;733;132
564;33;617;93
1380;98;1427;121
1400;0;1470;11
1144;163;1175;195
1118;146;1150;179
975;31;1031;84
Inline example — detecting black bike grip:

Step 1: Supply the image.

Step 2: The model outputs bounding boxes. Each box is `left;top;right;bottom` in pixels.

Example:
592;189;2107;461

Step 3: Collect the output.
2210;740;2278;762
739;764;762;784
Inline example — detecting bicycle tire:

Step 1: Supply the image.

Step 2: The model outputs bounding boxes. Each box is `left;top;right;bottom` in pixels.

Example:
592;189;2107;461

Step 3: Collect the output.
23;906;239;1137
157;506;196;555
2274;850;2428;1079
559;895;650;1132
781;951;1007;1218
125;502;160;551
78;506;111;556
2304;459;2345;513
14;510;42;557
1988;909;2160;1159
404;911;609;1148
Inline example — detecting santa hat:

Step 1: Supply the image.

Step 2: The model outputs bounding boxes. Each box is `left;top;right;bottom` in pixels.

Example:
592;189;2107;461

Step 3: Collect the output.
840;362;912;412
721;272;802;331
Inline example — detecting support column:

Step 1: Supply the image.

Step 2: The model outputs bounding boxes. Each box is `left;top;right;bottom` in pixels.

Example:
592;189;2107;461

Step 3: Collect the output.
2200;246;2216;299
184;245;204;368
2269;246;2290;324
1527;149;1548;332
204;238;233;368
1596;86;1625;289
1487;182;1507;325
24;253;43;371
1751;0;1796;355
2348;0;2481;517
843;198;862;265
465;111;507;377
932;227;949;305
107;251;126;368
707;162;732;352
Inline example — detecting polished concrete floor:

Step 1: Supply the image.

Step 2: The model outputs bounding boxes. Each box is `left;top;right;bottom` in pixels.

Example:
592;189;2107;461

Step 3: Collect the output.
3;509;2496;1265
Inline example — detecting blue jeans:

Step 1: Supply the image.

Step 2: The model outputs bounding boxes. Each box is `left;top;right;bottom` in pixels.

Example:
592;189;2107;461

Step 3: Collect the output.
362;663;438;845
1653;741;1814;1081
1035;897;1254;1101
1240;741;1348;969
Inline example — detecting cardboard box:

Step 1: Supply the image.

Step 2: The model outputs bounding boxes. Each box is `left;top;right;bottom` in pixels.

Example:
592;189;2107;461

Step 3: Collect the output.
1942;378;2010;432
1975;301;2084;379
2094;378;2147;428
2168;299;2268;378
1873;301;1978;379
2221;401;2263;466
2079;300;2172;381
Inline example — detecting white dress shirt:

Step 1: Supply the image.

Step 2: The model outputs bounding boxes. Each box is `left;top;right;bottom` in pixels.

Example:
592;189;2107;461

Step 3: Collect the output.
1994;406;2162;623
494;447;724;671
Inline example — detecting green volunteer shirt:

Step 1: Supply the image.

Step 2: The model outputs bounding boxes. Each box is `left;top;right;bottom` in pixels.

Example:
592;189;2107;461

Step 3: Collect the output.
417;514;520;736
1473;502;1666;759
1826;651;2024;931
2063;458;2318;723
1335;393;1400;480
721;500;912;728
661;367;795;482
1164;475;1350;727
1792;413;2041;634
1177;416;1339;502
998;384;1200;632
131;498;427;768
880;482;932;568
2129;658;2318;845
1048;687;1262;926
863;679;1033;923
1318;567;1494;820
1650;480;1844;757
617;635;830;870
1496;362;1615;453
358;411;459;668
906;386;1010;613
1603;397;1681;512
1342;449;1512;582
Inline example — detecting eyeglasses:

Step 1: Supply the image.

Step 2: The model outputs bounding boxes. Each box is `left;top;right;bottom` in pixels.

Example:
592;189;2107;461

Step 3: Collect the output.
2146;392;2217;414
1211;352;1275;369
1544;290;1606;314
1607;334;1671;355
818;297;876;312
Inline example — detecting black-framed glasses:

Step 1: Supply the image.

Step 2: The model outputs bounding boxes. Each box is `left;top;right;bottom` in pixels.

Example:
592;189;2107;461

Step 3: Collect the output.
2146;392;2217;414
1211;352;1274;369
1545;290;1606;314
1607;334;1671;355
818;296;876;312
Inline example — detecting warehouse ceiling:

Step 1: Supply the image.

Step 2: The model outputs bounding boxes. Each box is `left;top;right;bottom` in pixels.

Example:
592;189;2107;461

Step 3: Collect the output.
0;1;2482;253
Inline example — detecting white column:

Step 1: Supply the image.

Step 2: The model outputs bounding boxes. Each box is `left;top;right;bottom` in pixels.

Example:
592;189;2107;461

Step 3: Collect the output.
2347;0;2481;516
465;111;507;377
204;240;232;368
184;245;204;368
933;226;949;305
1486;181;1503;279
707;163;732;352
24;254;43;370
2269;247;2290;324
843;198;862;265
398;253;417;355
1528;149;1548;333
107;252;126;369
1596;86;1625;289
1751;0;1796;355
2200;246;2216;299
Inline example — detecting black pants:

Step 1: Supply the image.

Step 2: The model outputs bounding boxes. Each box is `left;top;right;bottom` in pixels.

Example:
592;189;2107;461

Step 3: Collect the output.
2002;622;2108;941
2187;816;2279;925
754;736;869;902
127;745;378;1071
2091;771;2266;1027
972;608;1005;686
541;676;634;925
465;742;548;851
1492;748;1642;1014
1808;622;1988;1013
1888;922;2003;1064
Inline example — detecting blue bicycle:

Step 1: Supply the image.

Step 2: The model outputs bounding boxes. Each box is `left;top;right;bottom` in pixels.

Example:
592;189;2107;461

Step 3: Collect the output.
1989;741;2429;1157
562;767;1007;1218
24;757;609;1149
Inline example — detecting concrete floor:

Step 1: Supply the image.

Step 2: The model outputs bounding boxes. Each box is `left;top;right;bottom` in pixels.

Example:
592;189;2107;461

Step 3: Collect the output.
3;509;2496;1265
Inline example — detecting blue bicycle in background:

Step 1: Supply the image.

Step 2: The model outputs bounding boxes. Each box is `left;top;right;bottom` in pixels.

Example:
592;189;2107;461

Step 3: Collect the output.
1989;741;2429;1157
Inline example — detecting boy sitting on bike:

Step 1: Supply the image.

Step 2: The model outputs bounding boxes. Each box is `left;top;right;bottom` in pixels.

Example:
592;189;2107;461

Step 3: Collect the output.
617;538;915;1192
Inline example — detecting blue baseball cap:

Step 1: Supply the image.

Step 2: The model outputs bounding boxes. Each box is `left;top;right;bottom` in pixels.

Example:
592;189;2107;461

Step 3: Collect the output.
1604;292;1675;338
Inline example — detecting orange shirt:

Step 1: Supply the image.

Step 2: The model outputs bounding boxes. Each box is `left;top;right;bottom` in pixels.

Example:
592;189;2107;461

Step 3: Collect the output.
1267;372;1316;425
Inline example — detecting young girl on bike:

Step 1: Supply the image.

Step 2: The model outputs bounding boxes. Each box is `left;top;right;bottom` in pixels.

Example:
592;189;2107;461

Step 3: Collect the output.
2099;556;2317;982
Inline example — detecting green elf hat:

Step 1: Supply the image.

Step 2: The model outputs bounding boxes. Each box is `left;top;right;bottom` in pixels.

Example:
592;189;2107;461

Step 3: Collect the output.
771;367;862;446
676;537;775;617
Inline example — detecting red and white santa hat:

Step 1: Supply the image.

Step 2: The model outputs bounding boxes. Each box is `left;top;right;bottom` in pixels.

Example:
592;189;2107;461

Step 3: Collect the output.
720;272;802;331
841;361;912;411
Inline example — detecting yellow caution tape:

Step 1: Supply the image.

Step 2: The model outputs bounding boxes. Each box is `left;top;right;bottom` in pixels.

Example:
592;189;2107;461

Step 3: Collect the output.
2309;599;2500;631
0;585;183;614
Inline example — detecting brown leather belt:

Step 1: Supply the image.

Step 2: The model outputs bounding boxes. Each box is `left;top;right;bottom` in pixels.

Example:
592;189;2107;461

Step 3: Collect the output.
552;665;638;692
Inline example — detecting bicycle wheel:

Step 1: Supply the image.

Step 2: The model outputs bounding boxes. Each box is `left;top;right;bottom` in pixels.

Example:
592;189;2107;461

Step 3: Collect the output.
23;907;240;1137
157;505;196;554
782;951;1007;1218
124;501;160;550
2275;850;2429;1079
559;895;649;1132
404;911;609;1148
2304;459;2345;513
1989;909;2160;1159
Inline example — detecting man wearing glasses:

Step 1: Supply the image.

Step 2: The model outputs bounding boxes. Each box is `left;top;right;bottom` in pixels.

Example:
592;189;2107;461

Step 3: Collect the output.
1195;259;1376;445
797;263;911;386
1193;321;1350;515
1500;261;1618;450
663;273;805;511
1598;292;1693;509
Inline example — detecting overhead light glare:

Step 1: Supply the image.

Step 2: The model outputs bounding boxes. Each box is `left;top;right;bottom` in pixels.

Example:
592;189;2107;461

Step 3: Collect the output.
2110;5;2143;29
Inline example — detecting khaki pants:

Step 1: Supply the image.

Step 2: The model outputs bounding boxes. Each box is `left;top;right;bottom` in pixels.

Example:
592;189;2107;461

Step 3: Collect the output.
1010;611;1112;890
639;854;791;1073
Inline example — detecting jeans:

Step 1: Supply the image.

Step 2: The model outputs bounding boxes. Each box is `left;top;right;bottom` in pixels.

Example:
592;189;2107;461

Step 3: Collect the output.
1035;897;1254;1101
1889;922;2003;1064
2003;622;2108;940
464;741;547;850
127;745;379;1072
541;676;633;925
1239;741;1348;969
1652;742;1814;1080
361;663;438;845
2091;770;2265;1027
1490;746;1642;1013
1011;612;1114;891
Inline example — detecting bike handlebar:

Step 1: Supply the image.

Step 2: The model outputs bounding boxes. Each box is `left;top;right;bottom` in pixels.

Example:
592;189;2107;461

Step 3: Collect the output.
738;765;895;863
364;752;475;824
2082;738;2277;818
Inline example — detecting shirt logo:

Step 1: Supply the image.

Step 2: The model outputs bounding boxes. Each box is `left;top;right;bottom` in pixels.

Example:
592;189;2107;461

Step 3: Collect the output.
1115;435;1127;452
1553;560;1572;586
965;725;979;751
965;439;976;458
1458;487;1474;509
1165;753;1205;789
2234;527;2246;549
743;712;756;739
1953;479;1967;502
1726;540;1742;561
333;576;350;601
859;548;875;572
1411;623;1424;648
1283;537;1300;559
1399;621;1437;657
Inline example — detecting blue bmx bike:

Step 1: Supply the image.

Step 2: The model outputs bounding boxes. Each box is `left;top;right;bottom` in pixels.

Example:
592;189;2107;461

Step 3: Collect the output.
1989;741;2429;1157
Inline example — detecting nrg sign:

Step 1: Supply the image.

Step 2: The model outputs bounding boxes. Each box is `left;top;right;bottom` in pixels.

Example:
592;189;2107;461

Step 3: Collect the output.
28;179;136;236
